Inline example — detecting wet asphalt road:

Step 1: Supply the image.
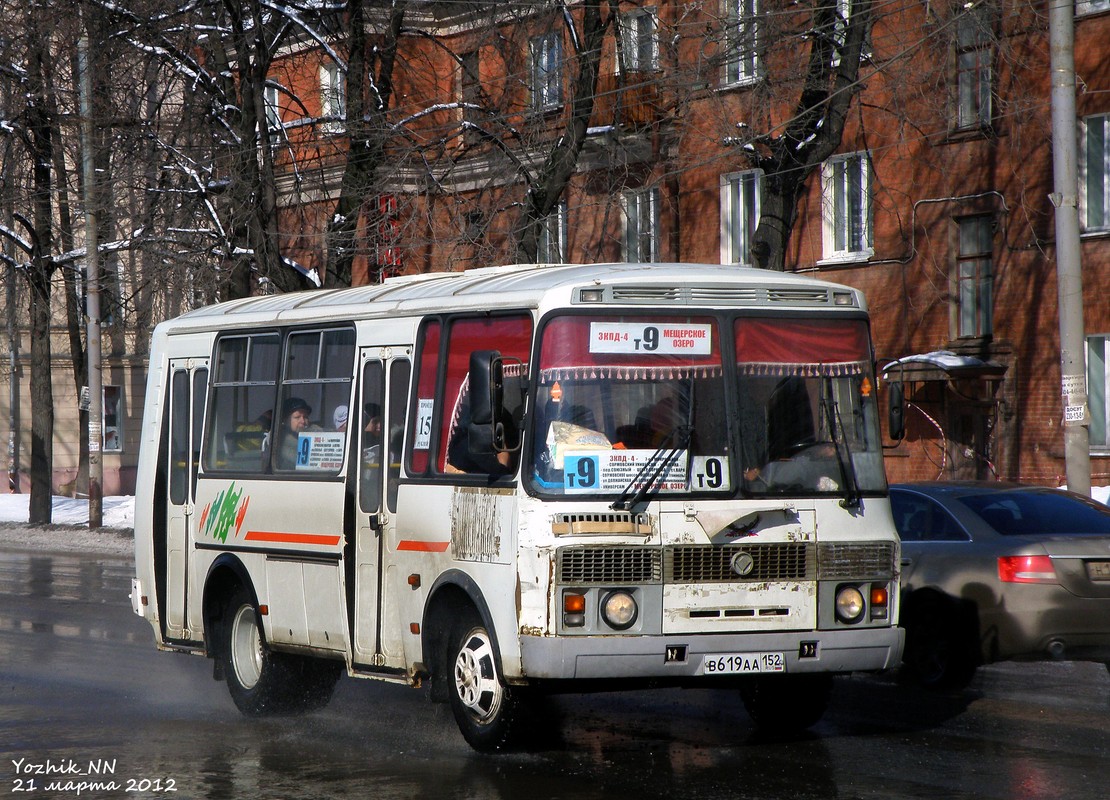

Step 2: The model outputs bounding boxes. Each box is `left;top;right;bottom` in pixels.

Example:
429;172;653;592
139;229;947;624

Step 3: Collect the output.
1;545;1109;800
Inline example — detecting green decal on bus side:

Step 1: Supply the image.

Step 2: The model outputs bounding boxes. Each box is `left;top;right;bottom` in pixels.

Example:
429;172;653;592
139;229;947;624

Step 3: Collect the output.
199;482;250;543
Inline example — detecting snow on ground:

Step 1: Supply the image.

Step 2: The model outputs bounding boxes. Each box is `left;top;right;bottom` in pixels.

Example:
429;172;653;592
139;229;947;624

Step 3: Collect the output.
0;494;135;556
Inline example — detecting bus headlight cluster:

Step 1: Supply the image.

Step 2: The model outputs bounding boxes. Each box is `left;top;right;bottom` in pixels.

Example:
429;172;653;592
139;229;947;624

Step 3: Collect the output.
600;590;638;630
833;582;891;624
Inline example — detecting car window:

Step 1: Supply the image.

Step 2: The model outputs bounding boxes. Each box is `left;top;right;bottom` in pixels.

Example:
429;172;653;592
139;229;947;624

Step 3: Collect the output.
961;490;1110;536
890;491;969;542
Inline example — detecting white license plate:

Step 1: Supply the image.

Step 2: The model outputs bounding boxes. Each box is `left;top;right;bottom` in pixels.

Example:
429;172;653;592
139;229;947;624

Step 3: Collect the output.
1089;561;1110;581
700;652;785;675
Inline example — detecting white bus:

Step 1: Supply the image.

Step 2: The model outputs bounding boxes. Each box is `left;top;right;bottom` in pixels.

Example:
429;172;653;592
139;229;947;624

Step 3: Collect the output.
131;262;903;751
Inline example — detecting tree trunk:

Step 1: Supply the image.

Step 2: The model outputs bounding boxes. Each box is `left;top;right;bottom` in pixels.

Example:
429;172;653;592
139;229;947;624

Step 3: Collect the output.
513;2;608;263
25;29;55;523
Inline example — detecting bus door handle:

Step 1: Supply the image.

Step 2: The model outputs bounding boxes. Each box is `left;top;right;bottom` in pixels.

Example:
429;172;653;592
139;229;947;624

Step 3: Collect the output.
368;512;388;532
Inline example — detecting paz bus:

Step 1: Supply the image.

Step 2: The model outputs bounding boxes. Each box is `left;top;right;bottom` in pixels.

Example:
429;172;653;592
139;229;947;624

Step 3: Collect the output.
131;262;903;751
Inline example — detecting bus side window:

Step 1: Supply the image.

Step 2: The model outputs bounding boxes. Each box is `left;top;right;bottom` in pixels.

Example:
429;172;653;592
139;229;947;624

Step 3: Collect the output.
436;314;532;478
205;334;280;474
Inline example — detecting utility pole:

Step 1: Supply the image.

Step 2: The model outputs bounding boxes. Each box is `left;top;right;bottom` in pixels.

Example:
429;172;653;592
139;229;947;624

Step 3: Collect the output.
1049;0;1091;495
78;24;103;528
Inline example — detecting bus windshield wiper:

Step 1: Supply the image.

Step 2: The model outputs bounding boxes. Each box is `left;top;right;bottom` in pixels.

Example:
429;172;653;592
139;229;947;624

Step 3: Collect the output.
821;396;861;509
610;425;693;511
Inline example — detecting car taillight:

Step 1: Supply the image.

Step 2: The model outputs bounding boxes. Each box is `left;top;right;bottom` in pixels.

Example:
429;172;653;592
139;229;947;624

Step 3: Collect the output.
998;555;1057;584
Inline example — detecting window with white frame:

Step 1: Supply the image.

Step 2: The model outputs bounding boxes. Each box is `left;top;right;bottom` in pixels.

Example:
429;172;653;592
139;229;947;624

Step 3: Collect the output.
721;170;762;265
1088;335;1110;449
537;202;567;263
531;33;562;111
264;85;281;130
725;0;759;84
320;62;346;132
619;7;658;73
821;152;873;260
956;215;993;338
832;0;871;66
1081;113;1110;232
1076;0;1110;16
953;4;993;131
623;188;659;262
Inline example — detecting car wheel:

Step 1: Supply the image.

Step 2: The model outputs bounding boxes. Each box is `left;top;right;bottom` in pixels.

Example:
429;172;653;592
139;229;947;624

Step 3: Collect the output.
448;616;528;752
740;673;833;734
901;598;978;690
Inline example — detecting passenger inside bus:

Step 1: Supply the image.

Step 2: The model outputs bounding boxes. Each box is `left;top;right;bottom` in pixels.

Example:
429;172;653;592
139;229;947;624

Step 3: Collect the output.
274;396;316;469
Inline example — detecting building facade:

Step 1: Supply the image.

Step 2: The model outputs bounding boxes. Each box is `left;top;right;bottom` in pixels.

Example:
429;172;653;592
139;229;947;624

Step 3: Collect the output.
3;0;1107;494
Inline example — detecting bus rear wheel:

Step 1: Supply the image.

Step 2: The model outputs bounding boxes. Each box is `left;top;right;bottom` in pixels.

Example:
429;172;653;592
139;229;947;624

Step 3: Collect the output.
449;618;527;752
220;586;338;715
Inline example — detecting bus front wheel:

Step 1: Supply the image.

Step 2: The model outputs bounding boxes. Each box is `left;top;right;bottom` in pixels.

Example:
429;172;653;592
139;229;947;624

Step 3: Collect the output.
449;618;527;752
221;586;300;715
740;673;833;734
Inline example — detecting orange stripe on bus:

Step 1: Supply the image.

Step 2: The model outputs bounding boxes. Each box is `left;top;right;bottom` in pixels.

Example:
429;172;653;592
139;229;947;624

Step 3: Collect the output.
244;531;342;546
397;540;450;552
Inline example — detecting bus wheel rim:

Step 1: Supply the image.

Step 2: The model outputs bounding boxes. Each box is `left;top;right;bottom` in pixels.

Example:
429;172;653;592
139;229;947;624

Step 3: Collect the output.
231;604;263;690
453;629;503;723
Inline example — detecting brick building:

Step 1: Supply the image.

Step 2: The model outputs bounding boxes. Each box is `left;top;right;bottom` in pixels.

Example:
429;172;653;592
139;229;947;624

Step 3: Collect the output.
237;1;1110;487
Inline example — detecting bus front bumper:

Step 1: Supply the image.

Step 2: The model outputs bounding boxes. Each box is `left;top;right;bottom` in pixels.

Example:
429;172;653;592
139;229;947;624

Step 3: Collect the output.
518;627;905;680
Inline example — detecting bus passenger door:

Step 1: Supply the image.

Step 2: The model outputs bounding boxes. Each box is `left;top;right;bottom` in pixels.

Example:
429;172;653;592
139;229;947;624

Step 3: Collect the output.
163;360;207;642
352;350;411;669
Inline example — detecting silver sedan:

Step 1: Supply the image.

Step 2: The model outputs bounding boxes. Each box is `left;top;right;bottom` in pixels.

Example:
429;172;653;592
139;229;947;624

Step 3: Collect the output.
890;482;1110;688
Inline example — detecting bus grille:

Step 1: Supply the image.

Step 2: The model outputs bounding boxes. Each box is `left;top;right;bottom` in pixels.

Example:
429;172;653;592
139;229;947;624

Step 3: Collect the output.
557;542;895;585
666;543;814;583
818;541;897;579
558;547;662;584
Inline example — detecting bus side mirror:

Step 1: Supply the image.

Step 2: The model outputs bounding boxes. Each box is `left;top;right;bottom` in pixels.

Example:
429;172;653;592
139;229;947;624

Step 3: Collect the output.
888;380;905;441
468;350;500;426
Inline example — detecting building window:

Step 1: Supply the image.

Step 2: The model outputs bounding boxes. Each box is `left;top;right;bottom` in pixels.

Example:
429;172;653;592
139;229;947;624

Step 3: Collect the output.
531;33;562;111
103;386;122;452
1081;113;1110;232
953;4;993;131
619;7;658;73
623;188;659;262
537;202;567;263
1088;335;1110;449
821;152;873;261
320;62;346;132
956;215;994;338
264;85;281;130
721;170;762;265
1076;0;1110;16
725;0;759;84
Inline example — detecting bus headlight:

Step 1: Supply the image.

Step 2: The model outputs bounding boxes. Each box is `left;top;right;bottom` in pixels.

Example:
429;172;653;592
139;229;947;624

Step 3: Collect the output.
600;590;638;630
834;585;866;624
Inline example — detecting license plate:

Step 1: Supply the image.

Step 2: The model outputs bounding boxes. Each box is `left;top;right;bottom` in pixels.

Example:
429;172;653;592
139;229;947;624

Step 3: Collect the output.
1089;561;1110;581
700;652;785;675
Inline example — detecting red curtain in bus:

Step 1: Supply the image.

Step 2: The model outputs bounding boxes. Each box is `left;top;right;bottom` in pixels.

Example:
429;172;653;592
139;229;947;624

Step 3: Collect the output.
734;318;870;376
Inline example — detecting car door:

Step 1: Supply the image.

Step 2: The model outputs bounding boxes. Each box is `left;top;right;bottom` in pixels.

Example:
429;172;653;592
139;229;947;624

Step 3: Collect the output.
890;488;971;594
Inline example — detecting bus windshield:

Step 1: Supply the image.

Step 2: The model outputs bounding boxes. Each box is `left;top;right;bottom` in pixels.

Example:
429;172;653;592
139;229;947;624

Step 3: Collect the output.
528;314;886;501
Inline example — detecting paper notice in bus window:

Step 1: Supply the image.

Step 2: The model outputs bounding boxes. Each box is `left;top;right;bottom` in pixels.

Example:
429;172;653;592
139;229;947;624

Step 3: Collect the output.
415;398;434;450
589;322;712;355
295;432;345;470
